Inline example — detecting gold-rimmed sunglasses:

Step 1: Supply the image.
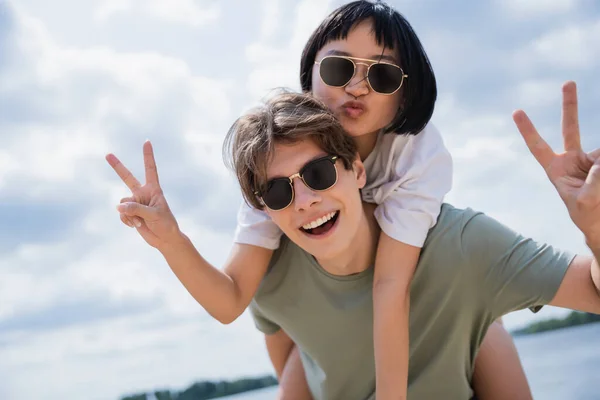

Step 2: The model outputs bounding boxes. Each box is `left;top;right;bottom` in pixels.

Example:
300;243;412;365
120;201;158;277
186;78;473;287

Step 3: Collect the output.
255;155;339;211
314;55;408;95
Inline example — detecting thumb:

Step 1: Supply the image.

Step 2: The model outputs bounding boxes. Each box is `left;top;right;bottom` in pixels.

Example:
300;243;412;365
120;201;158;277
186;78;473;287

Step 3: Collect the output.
117;202;158;220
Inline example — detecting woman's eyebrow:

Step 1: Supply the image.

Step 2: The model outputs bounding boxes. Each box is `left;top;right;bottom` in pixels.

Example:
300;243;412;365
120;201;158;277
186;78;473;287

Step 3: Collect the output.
323;49;398;64
324;49;351;57
370;54;398;64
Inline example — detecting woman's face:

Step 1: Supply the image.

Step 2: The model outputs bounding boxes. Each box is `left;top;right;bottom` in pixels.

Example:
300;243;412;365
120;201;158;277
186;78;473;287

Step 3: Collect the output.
311;19;403;139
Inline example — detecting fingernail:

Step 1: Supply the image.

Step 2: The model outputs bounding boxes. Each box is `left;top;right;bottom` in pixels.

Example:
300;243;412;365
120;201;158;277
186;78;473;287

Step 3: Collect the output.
117;204;126;212
134;219;142;228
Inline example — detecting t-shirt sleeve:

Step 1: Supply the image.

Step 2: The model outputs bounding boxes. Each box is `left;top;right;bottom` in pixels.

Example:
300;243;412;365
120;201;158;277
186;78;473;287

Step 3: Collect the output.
249;300;281;334
233;200;282;250
459;210;575;319
373;124;453;247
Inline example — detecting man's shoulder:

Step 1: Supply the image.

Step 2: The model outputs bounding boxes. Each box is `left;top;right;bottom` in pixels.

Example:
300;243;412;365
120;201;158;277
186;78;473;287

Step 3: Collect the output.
439;202;481;219
426;204;483;240
424;203;529;259
422;203;508;254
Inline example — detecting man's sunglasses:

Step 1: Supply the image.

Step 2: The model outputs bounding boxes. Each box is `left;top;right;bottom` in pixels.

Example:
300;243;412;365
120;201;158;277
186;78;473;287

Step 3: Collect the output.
256;155;339;211
314;55;408;95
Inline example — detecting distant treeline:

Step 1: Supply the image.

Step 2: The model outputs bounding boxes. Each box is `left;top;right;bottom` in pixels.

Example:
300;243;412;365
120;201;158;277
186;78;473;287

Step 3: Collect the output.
513;311;600;336
120;375;277;400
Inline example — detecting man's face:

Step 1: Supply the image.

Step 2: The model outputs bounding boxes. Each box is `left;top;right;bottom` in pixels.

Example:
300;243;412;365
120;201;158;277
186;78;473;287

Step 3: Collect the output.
264;139;366;262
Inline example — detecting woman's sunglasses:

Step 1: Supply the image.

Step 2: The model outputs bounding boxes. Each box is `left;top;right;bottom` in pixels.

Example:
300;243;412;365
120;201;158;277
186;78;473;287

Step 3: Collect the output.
256;155;339;211
314;55;408;95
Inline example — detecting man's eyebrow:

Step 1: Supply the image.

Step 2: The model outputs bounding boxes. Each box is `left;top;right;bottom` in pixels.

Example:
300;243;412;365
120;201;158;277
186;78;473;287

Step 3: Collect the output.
323;49;398;64
266;153;329;180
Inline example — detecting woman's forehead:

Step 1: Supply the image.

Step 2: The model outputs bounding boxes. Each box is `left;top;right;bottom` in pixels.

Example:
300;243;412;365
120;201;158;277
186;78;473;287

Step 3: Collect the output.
318;20;398;61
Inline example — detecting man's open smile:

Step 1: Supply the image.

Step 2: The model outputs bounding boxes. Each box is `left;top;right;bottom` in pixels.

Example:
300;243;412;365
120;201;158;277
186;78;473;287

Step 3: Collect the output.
300;210;340;236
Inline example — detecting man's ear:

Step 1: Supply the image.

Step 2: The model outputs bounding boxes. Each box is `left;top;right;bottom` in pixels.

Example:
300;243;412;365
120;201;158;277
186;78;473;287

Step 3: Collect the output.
352;154;367;189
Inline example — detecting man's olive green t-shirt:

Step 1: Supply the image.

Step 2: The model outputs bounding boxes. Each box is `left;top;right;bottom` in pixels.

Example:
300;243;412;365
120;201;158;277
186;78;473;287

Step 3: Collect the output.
249;204;574;400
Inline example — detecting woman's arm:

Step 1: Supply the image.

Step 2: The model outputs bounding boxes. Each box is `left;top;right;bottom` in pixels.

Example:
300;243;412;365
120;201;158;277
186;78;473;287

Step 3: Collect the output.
472;319;532;400
369;125;453;400
372;234;417;400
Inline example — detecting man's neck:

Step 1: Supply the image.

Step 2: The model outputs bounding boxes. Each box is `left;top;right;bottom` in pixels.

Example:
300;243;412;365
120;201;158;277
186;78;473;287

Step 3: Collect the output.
316;203;380;276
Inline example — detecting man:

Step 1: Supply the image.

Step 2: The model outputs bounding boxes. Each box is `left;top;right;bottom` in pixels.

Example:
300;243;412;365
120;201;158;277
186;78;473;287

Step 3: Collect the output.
109;84;600;399
224;84;600;399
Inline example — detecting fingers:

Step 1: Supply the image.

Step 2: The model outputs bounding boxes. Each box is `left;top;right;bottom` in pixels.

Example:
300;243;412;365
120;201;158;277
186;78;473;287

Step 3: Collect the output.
119;197;142;228
117;201;158;220
143;141;160;186
132;218;155;237
106;153;142;192
512;109;555;169
120;213;135;228
120;197;134;227
561;81;581;152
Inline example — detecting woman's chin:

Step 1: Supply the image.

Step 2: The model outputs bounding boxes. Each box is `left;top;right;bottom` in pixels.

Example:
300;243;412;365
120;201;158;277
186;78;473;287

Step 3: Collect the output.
340;120;379;138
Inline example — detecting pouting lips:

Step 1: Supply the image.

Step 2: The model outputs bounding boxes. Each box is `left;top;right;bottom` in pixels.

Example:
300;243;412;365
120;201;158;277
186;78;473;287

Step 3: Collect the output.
301;211;339;235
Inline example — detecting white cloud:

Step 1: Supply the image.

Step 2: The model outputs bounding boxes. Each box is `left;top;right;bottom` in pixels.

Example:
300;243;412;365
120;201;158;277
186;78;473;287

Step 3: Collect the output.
94;0;221;27
0;0;241;305
244;0;333;99
513;79;563;109
499;0;580;18
0;6;234;202
514;19;600;72
259;0;281;40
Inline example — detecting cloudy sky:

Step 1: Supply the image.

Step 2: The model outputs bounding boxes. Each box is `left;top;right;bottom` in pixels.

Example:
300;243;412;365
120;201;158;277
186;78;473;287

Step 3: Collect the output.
1;0;599;399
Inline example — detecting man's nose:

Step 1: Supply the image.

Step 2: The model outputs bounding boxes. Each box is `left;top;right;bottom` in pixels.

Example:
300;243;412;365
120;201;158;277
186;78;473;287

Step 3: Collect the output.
292;178;321;212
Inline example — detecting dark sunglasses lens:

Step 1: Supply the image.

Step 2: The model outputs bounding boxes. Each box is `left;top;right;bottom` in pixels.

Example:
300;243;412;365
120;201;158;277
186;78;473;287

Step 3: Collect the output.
303;158;337;191
262;180;292;210
368;63;404;94
319;57;355;87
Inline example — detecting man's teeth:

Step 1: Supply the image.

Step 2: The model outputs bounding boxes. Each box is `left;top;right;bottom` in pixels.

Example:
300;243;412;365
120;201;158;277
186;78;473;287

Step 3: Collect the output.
303;212;336;230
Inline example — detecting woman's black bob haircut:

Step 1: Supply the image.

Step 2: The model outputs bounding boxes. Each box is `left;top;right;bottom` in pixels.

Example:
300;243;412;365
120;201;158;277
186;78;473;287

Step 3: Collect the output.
299;0;436;135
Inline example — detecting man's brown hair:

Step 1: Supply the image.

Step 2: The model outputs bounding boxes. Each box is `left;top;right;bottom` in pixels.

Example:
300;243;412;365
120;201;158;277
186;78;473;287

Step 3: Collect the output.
223;89;358;209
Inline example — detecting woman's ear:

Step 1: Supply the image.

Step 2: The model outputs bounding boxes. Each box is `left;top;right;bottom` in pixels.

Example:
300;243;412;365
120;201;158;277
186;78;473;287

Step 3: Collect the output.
352;154;367;189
